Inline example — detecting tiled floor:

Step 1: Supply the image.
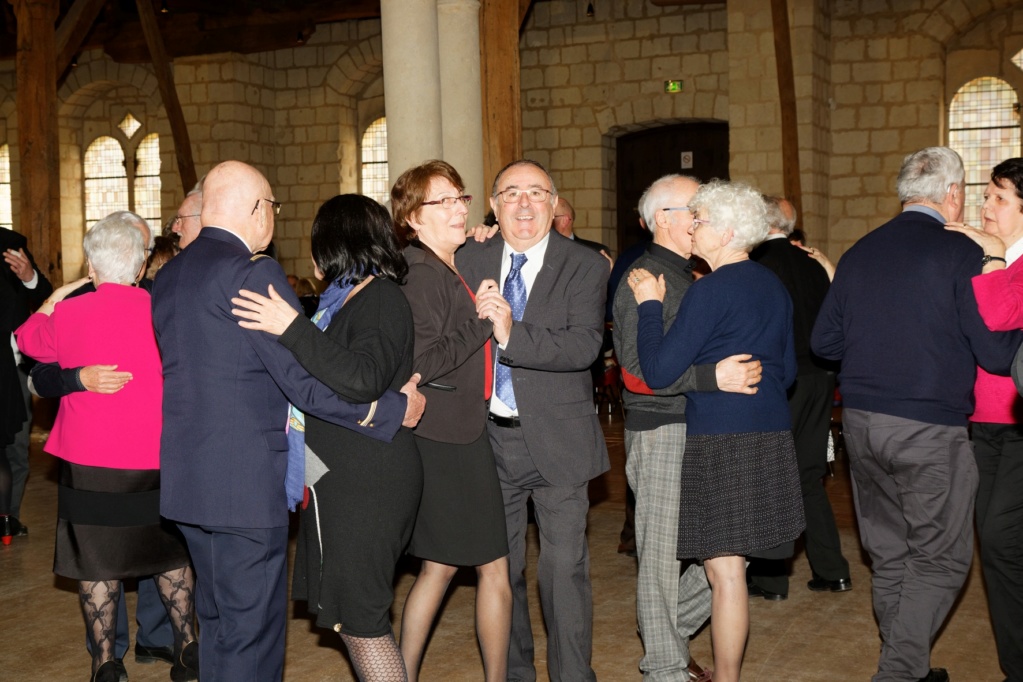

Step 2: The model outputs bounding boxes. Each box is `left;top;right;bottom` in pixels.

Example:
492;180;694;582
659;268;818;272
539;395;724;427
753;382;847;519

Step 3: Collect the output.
0;412;1003;681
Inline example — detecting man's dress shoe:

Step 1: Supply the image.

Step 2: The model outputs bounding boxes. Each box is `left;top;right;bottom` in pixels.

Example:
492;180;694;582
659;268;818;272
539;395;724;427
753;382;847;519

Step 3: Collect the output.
919;668;949;682
747;583;787;601
134;642;174;665
806;577;853;592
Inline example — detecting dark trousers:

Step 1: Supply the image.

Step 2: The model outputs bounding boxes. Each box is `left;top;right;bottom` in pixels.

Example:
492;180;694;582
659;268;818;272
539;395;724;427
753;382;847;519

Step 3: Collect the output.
85;578;173;659
749;372;849;594
844;409;977;682
7;365;31;518
488;422;596;682
973;422;1023;682
179;523;288;682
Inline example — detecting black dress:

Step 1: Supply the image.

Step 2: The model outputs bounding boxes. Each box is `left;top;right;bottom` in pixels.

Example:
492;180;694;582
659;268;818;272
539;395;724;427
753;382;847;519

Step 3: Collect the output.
401;245;509;566
281;277;423;637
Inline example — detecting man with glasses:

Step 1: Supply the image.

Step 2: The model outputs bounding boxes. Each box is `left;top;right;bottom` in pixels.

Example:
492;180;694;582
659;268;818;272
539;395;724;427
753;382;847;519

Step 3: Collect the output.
613;174;760;682
457;159;609;682
152;160;424;682
812;147;1022;682
170;185;203;248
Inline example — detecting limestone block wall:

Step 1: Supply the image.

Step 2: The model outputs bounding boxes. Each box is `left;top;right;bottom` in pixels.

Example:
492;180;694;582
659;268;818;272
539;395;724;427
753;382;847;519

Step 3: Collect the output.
519;0;729;251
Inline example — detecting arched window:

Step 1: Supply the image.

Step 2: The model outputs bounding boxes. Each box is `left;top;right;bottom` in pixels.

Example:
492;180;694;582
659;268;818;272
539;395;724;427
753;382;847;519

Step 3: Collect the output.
949;77;1021;226
0;144;12;230
361;117;389;205
83;113;161;229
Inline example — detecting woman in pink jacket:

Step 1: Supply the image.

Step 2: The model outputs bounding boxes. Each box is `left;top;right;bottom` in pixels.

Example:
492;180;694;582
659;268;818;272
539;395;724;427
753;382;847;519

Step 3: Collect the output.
16;215;197;682
945;157;1023;682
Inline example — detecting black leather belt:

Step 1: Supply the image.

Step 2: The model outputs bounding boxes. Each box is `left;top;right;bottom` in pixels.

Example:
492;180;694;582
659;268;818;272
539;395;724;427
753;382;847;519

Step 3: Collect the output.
487;413;522;428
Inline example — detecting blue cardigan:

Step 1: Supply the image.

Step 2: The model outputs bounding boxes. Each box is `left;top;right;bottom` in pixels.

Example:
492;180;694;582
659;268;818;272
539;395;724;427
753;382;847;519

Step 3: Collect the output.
637;259;796;435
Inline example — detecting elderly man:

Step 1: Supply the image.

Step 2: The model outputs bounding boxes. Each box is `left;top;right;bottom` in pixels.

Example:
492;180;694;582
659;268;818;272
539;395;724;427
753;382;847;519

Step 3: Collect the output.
553;195;611;256
812;147;1023;682
613;174;762;681
152;160;423;682
171;186;203;248
458;160;609;682
747;196;851;601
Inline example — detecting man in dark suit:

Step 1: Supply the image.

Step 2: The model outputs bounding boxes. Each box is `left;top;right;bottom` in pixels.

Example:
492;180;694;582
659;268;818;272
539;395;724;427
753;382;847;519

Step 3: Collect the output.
748;196;852;601
152;160;424;682
553;195;611;256
1;228;52;537
458;160;609;682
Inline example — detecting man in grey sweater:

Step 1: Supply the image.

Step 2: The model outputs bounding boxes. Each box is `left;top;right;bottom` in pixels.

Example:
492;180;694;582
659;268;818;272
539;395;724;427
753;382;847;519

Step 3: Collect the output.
613;174;761;681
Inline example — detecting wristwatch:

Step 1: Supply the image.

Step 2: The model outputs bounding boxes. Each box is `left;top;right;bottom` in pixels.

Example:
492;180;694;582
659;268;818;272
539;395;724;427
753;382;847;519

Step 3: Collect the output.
981;254;1007;266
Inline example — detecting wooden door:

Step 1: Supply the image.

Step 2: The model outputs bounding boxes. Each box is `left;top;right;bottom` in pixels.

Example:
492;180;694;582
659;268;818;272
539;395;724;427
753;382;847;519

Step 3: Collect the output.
615;122;729;254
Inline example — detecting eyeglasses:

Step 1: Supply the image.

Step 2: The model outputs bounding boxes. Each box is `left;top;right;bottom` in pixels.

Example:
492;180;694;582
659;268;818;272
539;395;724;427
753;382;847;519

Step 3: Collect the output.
173;213;200;223
421;195;473;209
251;198;282;215
692;217;712;229
662;207;691;213
495;188;554;204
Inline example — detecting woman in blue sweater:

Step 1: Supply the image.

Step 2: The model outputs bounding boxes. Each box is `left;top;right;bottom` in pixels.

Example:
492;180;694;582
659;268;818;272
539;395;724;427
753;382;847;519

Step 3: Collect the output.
628;180;804;682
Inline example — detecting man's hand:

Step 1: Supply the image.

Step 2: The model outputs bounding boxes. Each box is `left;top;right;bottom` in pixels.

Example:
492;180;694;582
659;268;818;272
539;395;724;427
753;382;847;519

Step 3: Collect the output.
467;223;500;243
715;354;761;394
80;364;133;394
400;372;426;427
599;249;614;271
4;248;34;282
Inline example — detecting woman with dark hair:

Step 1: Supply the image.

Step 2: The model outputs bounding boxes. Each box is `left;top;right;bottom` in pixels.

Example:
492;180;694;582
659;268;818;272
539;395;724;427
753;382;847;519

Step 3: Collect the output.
231;194;421;681
944;158;1023;682
390;160;511;682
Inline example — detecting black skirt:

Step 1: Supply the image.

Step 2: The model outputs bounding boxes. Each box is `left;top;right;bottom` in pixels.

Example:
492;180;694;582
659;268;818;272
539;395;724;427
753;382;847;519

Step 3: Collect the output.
408;430;509;566
677;431;805;561
54;461;190;580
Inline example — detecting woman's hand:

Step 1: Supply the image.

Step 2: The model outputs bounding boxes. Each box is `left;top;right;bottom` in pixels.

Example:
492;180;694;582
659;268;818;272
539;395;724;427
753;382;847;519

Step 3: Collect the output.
37;277;90;315
798;246;836;282
231;284;300;335
945;222;1007;258
627;268;666;303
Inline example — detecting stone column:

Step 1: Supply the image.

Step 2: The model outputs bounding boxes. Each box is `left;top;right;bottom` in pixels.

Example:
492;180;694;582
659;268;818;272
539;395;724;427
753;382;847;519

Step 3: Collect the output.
437;0;486;225
380;0;443;187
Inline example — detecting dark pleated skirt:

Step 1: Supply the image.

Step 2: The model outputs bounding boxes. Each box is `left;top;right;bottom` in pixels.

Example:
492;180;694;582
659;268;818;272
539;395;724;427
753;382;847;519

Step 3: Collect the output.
678;431;805;561
54;461;190;580
408;430;509;566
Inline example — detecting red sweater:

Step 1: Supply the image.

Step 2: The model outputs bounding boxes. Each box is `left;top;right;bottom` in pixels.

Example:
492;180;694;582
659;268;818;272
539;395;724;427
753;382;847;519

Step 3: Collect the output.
971;256;1023;424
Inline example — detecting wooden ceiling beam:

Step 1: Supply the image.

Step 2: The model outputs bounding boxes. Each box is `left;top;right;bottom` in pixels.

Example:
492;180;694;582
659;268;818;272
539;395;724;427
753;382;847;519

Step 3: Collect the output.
481;0;522;185
770;0;802;218
55;0;106;77
135;0;196;192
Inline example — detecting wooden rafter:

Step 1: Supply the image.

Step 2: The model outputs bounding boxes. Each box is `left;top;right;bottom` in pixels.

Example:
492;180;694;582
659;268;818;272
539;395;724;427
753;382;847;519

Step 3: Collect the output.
770;0;802;218
480;0;523;186
135;0;196;192
55;0;105;77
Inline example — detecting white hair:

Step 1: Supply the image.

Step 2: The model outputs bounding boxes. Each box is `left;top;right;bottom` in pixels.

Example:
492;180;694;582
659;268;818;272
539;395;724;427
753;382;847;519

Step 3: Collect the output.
689;180;769;252
896;147;965;205
84;215;147;284
763;195;797;235
637;174;700;232
105;210;154;249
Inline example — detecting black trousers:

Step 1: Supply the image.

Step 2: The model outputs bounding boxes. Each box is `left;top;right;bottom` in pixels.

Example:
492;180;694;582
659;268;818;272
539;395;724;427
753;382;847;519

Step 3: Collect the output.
749;371;849;594
973;422;1023;682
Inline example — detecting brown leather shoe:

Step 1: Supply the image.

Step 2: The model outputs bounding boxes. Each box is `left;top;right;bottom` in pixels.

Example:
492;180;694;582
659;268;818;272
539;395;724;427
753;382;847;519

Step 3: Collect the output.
688;658;713;681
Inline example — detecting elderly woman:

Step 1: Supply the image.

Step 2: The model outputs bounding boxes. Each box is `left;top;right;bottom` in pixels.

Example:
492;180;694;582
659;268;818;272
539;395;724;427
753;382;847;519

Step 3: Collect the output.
389;160;511;682
230;194;421;681
945;158;1023;682
15;215;196;682
628;180;804;682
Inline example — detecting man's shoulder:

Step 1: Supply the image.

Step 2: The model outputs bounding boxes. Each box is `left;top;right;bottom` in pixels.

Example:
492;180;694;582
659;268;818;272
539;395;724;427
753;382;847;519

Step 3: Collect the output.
0;228;27;251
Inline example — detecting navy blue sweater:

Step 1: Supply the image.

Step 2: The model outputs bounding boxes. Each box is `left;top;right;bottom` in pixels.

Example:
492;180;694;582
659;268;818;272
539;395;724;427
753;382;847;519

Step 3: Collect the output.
811;209;1023;427
636;259;796;435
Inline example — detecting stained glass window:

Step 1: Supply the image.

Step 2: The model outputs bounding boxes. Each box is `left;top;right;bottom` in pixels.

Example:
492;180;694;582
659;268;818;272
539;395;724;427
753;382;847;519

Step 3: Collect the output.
361;117;389;205
949;77;1021;226
84;136;128;229
1012;49;1023;73
0;144;12;230
118;113;141;139
134;133;161;226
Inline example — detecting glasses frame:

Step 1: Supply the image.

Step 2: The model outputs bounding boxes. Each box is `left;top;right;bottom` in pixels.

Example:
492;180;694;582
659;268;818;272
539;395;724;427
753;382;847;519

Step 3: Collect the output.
251;198;282;215
420;195;473;209
495;187;554;204
662;206;691;212
173;213;201;223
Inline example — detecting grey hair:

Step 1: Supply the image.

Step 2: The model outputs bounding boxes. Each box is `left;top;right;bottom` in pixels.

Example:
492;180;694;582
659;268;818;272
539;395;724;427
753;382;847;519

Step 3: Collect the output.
106;210;154;249
689;180;769;252
896;147;965;205
762;195;797;235
84;214;147;284
490;159;558;198
638;174;701;232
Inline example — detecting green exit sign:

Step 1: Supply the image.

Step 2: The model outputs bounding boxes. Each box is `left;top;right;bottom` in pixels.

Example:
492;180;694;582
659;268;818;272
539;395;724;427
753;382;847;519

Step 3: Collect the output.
664;80;683;93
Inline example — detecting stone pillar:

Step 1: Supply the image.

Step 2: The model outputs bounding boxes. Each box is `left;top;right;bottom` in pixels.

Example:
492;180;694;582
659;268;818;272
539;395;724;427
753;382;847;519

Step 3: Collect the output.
380;0;443;187
437;0;486;225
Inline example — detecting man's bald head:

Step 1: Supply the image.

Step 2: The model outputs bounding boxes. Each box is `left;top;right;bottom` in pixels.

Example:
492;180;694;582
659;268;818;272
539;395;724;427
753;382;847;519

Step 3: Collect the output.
553;197;576;238
201;161;275;252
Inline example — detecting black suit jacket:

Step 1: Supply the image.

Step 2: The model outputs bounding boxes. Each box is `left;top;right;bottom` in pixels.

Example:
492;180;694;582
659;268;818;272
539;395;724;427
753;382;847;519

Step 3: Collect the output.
456;231;610;486
152;227;407;528
750;236;832;375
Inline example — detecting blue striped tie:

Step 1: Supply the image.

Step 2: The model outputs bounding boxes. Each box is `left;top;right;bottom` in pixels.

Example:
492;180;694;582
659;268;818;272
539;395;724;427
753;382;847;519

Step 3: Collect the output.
496;253;527;409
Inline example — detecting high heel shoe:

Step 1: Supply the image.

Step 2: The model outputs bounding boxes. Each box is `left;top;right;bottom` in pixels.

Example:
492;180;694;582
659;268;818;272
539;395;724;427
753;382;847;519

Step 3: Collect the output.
170;640;199;681
1;515;12;545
